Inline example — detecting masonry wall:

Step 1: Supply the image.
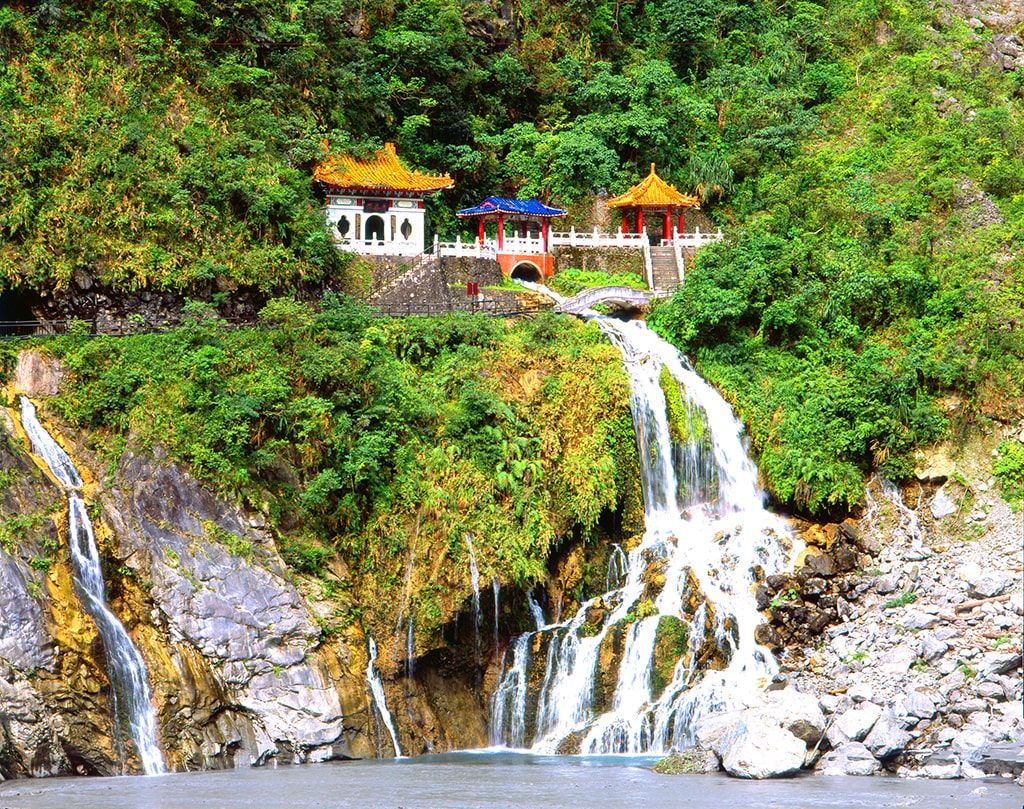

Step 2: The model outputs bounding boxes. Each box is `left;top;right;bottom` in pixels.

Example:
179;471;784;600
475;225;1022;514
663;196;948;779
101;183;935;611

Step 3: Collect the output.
551;247;645;278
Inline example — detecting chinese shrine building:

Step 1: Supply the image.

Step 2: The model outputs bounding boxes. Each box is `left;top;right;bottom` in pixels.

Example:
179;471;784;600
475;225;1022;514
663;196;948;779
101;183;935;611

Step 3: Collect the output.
456;197;567;280
314;142;453;256
607;163;700;244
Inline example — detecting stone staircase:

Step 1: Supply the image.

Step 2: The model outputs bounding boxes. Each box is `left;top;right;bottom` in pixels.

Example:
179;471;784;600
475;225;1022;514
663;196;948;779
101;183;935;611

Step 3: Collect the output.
649;246;681;292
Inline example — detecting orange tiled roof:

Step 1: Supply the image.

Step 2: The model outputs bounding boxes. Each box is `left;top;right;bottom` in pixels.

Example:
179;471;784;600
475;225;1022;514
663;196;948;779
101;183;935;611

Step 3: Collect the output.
314;142;454;194
607;163;699;208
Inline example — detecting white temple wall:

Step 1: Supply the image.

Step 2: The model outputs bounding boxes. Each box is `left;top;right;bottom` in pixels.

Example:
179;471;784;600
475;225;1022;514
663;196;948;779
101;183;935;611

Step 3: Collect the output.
324;196;426;256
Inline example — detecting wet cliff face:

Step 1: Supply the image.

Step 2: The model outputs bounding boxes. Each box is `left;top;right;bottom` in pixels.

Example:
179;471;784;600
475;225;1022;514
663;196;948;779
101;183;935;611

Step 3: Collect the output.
0;385;491;776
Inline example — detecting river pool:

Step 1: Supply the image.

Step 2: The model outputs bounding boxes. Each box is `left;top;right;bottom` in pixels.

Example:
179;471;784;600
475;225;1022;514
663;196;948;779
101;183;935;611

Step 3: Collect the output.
0;753;1019;809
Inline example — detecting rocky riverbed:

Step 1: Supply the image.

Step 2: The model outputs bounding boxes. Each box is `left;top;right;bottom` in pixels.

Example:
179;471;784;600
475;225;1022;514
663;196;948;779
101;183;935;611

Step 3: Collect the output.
666;431;1024;783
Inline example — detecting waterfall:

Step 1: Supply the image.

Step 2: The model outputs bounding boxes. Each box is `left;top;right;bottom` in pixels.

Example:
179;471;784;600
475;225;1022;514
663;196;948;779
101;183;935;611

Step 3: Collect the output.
365;637;402;757
406;616;415;681
465;534;482;668
492;576;500;654
880;477;925;549
488;316;795;754
606;544;627;592
18;396;166;775
526;590;546;631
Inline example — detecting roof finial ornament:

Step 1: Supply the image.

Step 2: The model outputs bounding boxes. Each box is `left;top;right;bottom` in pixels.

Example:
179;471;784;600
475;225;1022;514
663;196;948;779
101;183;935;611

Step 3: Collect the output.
650;162;656;175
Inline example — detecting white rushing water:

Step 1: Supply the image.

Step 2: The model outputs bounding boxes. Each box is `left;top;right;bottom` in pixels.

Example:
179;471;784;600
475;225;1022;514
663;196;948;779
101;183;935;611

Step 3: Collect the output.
489;312;796;754
526;590;546;631
18;397;166;775
365;637;403;757
465;534;482;668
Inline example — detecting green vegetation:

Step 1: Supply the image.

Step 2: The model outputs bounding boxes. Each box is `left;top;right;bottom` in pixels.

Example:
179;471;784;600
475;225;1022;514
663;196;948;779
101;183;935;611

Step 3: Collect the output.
548;269;646;298
40;300;637;634
649;3;1024;515
770;587;799;609
883;591;918;609
993;441;1024;510
651;615;688;698
0;512;50;553
2;0;1022;522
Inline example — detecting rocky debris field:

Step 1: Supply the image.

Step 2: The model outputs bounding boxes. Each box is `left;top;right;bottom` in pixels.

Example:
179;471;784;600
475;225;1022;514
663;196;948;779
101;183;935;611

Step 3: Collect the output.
674;433;1023;783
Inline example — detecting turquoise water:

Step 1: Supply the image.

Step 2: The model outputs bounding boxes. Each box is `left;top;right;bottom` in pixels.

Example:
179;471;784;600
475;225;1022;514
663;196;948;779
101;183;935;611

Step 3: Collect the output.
0;753;1018;809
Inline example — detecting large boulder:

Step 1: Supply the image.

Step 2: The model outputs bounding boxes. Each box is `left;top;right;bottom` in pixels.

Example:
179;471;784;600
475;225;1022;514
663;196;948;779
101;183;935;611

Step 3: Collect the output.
718;711;807;779
816;742;880;776
863;710;911;759
761;688;826;746
695;710;744;753
827;701;881;746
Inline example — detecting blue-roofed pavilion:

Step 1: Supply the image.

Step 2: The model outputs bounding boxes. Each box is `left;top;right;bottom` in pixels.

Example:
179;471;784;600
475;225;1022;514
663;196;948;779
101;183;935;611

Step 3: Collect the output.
457;197;566;257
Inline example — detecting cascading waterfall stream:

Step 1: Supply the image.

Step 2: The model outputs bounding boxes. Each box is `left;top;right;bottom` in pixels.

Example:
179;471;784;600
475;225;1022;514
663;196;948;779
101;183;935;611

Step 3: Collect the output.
527;590;546;632
365;637;403;757
489;297;797;754
465;534;482;669
18;396;166;776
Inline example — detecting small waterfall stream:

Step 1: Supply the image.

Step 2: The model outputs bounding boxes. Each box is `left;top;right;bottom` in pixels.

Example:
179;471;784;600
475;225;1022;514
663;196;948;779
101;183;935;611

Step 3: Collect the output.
18;397;166;775
465;534;482;669
366;637;402;757
489;312;796;754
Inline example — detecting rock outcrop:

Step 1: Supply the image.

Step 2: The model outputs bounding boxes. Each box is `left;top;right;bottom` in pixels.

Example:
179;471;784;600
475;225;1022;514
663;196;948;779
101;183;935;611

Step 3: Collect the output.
0;391;490;777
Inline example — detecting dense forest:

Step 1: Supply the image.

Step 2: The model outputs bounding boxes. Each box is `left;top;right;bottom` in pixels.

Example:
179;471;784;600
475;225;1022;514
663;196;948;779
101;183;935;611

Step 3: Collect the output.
2;0;1024;522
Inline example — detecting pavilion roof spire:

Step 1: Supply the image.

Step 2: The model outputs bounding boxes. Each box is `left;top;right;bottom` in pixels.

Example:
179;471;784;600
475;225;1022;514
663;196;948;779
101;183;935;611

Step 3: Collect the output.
608;164;699;209
313;142;453;194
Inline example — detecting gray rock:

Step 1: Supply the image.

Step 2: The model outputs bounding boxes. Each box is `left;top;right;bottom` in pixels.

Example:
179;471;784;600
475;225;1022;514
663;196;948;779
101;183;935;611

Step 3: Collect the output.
919;751;961;779
105;452;350;765
0;551;54;671
719;712;807;779
939;670;967;694
934;626;959;641
977;652;1022;680
829;702;881;746
816;742;880;776
695;710;743;754
904;690;936;719
848;682;873;703
930;487;957;519
13;350;64;396
874;574;899;595
978;742;1024;776
902;611;939;631
977;681;1005;700
863;710;911;758
952;728;990;764
968;572;1012;599
878;643;919;674
919;634;948;662
950;698;989;716
762;688;826;746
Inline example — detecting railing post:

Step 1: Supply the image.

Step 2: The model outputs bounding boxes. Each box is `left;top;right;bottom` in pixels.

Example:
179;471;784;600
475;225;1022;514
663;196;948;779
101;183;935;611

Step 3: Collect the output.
570;225;576;247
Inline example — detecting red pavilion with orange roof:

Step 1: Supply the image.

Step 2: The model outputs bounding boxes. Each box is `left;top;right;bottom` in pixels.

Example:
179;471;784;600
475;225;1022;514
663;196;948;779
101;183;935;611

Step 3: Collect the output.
607;163;700;244
314;142;453;256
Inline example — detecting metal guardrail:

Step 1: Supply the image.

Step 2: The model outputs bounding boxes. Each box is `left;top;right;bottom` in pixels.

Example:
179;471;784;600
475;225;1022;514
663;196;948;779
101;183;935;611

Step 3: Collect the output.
370;297;552;318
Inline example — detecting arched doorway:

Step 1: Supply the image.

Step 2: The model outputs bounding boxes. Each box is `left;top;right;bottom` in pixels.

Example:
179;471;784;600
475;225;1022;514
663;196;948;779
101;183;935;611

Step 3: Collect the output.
510;262;543;283
365;215;385;242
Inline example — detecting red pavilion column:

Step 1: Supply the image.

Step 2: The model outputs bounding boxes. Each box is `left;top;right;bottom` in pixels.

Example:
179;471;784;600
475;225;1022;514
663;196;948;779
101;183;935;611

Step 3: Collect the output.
621;214;628;234
542;219;549;252
678;207;686;236
497;215;505;249
478;218;485;245
664;210;672;243
636;207;644;234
